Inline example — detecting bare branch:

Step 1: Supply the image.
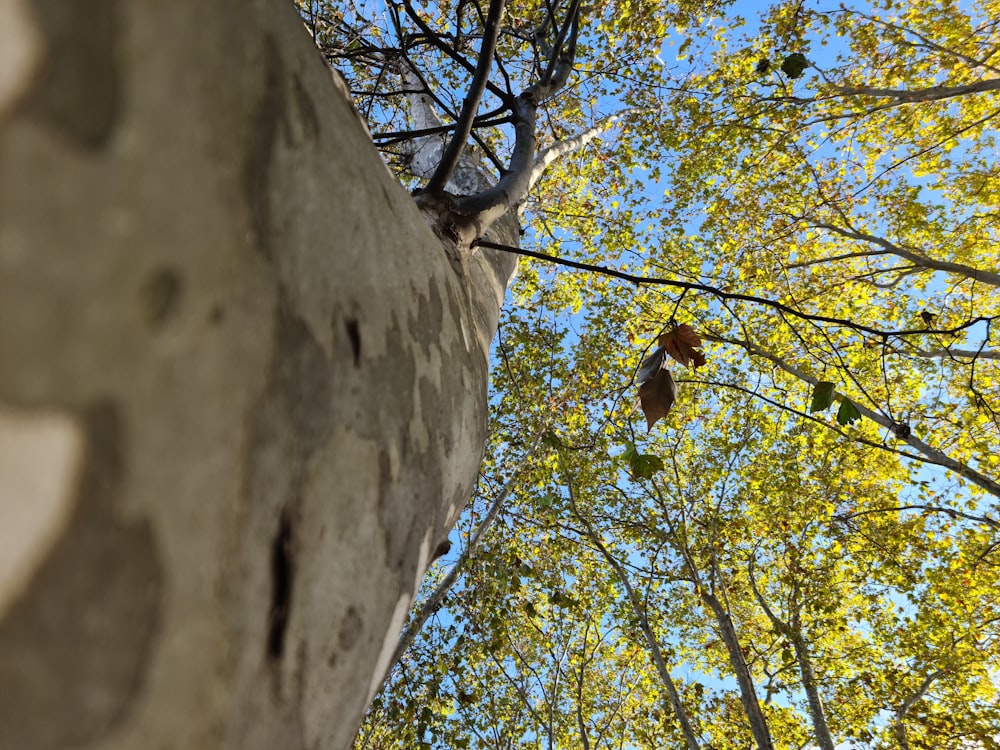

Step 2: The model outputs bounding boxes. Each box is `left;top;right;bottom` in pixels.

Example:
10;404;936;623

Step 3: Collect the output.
475;240;1000;340
398;0;507;100
451;0;581;229
910;347;1000;361
893;669;946;750
834;78;1000;103
747;559;837;750
424;0;507;195
786;249;891;269
562;467;703;750
529;110;643;189
812;222;1000;287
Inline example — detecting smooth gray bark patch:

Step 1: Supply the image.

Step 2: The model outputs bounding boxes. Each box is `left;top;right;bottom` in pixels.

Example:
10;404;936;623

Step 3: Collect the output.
244;298;336;677
243;35;287;261
24;0;121;148
0;401;163;750
291;73;321;142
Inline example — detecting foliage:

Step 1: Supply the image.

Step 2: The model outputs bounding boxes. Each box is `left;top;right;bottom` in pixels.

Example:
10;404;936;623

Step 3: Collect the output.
299;0;1000;746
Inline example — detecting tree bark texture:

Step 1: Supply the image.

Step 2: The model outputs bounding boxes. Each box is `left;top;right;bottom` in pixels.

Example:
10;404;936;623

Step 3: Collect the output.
0;1;515;749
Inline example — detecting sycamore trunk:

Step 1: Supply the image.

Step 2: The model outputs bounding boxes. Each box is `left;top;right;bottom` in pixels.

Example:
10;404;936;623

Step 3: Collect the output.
0;1;513;748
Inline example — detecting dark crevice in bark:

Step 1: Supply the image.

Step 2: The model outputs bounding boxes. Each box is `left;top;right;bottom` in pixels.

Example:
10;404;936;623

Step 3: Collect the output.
345;318;362;367
266;509;295;661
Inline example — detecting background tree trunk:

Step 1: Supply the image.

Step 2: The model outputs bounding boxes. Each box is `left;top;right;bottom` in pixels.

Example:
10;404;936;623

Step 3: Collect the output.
0;1;513;748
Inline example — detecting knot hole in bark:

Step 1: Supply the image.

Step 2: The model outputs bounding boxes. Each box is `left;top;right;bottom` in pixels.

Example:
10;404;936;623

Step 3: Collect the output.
266;509;294;661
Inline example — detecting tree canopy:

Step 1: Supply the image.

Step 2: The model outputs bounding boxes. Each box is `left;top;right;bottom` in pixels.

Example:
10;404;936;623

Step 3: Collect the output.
302;0;999;746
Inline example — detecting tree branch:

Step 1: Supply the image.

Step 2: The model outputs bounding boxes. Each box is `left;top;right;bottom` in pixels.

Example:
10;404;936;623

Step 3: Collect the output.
424;0;507;195
388;429;546;671
398;0;507;100
711;334;1000;499
451;0;581;230
909;347;1000;361
475;240;999;339
529;110;641;189
893;669;945;750
747;559;836;750
812;222;1000;287
563;474;703;750
834;78;1000;103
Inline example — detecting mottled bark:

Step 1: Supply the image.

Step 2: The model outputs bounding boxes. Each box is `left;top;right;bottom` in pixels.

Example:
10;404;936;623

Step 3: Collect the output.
0;1;514;749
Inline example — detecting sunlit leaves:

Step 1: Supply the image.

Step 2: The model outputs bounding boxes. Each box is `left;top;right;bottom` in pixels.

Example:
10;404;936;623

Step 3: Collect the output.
324;0;1000;745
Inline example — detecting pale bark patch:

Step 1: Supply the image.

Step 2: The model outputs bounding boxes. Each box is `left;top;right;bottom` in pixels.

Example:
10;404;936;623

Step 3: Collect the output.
0;0;41;120
0;402;164;750
0;404;83;617
367;593;412;702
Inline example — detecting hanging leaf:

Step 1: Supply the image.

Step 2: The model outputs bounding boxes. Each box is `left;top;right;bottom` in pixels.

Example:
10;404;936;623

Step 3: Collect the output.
755;58;771;74
624;442;665;478
810;381;836;412
837;398;862;425
634;453;665;479
639;367;677;430
781;52;808;78
637;347;666;383
659;324;706;369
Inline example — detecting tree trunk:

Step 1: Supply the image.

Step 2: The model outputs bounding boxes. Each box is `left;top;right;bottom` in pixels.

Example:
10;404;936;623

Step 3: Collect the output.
788;632;837;750
700;591;775;750
0;1;514;749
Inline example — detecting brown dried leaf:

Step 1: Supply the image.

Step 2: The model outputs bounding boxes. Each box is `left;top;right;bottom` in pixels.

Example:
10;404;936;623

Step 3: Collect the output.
638;367;677;431
658;324;706;369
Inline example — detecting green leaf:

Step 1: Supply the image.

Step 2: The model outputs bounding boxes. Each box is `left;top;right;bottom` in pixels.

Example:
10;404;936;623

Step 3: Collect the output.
537;492;557;509
622;441;638;461
781;52;808;78
542;431;564;449
626;445;664;479
837;398;862;425
810;381;836;412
